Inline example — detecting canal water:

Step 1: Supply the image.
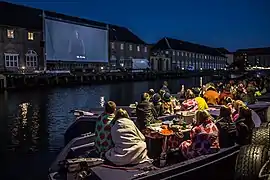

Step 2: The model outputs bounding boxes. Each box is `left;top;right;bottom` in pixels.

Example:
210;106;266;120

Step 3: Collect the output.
1;76;212;180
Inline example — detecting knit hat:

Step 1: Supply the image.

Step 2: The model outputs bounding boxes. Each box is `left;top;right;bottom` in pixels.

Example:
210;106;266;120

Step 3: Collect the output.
163;92;171;102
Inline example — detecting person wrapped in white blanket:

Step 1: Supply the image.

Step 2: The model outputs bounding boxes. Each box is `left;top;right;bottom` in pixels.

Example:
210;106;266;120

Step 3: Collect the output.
105;108;152;166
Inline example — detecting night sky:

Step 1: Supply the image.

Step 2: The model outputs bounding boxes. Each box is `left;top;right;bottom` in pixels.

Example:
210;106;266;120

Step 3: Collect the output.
5;0;270;51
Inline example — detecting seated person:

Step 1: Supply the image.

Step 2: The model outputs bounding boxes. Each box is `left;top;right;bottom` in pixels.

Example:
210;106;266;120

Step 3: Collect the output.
105;109;152;166
179;110;220;159
160;81;170;93
243;83;257;105
180;89;198;112
94;101;116;157
152;93;164;116
219;85;233;105
234;106;255;145
161;92;174;115
215;106;236;148
148;89;155;101
203;86;220;105
136;93;158;130
193;88;208;110
232;100;247;121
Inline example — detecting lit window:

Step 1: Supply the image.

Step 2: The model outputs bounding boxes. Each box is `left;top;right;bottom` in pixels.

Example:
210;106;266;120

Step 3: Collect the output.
28;32;34;40
205;55;207;59
177;52;179;56
144;46;147;52
129;44;132;51
7;29;14;39
111;42;115;49
173;51;175;56
137;45;140;52
4;53;19;67
165;51;169;54
120;44;124;50
181;52;184;56
25;50;38;68
192;53;195;58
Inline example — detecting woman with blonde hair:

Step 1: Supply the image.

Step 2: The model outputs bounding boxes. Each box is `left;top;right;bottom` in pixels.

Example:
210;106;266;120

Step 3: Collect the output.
179;110;220;159
232;100;247;121
105;109;152;166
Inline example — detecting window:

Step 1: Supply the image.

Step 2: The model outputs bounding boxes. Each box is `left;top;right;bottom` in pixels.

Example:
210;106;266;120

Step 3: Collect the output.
28;32;34;40
5;53;19;67
25;50;38;68
144;46;147;52
165;51;169;54
181;52;184;56
120;44;124;50
177;51;179;56
173;51;175;56
129;44;132;51
119;57;124;67
7;29;14;39
192;53;195;58
137;45;140;52
111;42;115;49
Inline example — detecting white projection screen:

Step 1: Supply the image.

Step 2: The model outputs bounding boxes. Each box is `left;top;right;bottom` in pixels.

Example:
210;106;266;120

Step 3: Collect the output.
45;19;108;62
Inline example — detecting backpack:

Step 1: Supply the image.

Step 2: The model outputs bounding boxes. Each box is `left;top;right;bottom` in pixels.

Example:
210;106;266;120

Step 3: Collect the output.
235;120;250;145
216;119;237;148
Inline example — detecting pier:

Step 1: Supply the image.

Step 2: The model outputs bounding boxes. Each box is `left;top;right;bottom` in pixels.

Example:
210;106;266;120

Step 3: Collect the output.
0;70;226;91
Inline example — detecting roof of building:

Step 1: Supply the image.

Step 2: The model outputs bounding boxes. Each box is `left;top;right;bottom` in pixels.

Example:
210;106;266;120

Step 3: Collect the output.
151;37;226;57
0;1;146;44
235;47;270;56
216;48;232;54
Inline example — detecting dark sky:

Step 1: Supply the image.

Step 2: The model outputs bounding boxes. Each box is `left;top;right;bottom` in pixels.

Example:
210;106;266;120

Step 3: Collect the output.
6;0;270;51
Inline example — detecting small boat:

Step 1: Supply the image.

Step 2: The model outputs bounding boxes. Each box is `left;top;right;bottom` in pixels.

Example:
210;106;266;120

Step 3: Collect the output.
49;102;270;180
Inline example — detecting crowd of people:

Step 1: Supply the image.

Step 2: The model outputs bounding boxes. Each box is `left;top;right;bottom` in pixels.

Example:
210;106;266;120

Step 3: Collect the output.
93;76;270;167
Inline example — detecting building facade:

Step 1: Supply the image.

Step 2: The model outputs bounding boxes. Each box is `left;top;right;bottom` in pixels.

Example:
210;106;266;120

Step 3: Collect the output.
108;26;149;69
234;47;270;68
0;2;150;72
0;2;44;73
150;38;227;71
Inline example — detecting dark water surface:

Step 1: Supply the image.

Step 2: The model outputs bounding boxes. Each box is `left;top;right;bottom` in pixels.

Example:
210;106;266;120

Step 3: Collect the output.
1;76;212;180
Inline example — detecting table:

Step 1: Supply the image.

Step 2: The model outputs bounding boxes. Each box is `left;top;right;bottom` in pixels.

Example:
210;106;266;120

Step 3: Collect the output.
143;124;191;167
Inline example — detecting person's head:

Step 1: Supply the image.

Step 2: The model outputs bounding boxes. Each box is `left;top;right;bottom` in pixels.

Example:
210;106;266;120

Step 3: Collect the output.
163;81;168;87
233;100;246;112
105;101;116;114
185;89;195;99
238;106;252;119
152;93;161;104
159;89;166;97
192;87;200;97
163;92;171;102
224;96;233;104
219;105;232;118
148;89;155;96
195;110;212;125
114;108;130;120
141;92;150;102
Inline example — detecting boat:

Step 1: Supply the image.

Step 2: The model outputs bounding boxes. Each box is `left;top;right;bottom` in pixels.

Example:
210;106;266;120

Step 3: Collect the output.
49;103;270;180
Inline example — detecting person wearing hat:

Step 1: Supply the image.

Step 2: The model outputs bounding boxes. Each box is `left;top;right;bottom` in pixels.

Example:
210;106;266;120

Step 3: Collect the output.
219;85;233;105
161;92;174;115
136;92;158;130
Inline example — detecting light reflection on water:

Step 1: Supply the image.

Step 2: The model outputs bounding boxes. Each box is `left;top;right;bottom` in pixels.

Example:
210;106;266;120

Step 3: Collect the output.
1;76;212;179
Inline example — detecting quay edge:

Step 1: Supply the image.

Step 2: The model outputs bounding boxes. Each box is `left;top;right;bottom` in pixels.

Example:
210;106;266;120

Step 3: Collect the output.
0;70;226;92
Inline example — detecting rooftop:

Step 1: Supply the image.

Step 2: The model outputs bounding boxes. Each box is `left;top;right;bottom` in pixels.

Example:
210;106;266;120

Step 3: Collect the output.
0;1;146;44
151;37;226;57
235;47;270;56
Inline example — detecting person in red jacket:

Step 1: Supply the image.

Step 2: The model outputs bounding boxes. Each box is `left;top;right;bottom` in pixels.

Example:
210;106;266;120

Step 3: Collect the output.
219;85;234;105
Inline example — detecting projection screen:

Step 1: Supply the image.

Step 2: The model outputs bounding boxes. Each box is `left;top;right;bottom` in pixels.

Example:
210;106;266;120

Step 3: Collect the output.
45;19;108;62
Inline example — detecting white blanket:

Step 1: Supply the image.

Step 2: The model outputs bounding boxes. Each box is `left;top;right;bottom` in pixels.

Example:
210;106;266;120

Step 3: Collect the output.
105;118;151;166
